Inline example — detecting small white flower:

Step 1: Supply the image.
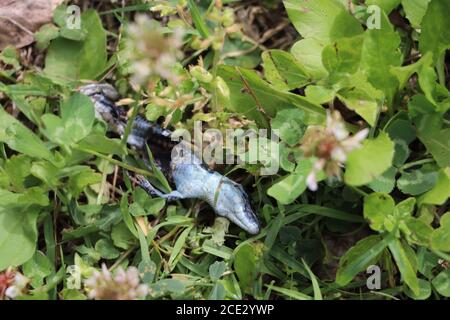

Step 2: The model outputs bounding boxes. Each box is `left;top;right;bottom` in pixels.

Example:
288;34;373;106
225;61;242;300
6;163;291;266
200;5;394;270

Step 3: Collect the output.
341;128;369;151
301;111;369;191
5;286;20;299
84;264;148;300
13;273;29;290
306;171;318;191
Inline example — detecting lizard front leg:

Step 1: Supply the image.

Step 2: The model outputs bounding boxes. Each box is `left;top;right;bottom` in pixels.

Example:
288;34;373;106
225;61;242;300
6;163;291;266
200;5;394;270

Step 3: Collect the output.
135;174;186;202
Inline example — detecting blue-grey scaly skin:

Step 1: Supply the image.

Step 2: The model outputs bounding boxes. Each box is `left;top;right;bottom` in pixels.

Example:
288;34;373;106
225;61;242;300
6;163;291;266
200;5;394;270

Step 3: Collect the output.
79;84;260;235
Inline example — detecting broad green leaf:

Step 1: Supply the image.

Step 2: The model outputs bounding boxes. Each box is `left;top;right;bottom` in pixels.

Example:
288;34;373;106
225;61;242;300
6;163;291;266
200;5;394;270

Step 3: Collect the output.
431;269;450;297
397;167;438;195
418;128;450;168
394;197;416;217
77;134;126;156
304;85;336;104
284;0;362;43
222;38;262;69
419;0;450;61
388;239;420;295
0;190;44;270
419;168;450;205
209;261;228;282
386;118;416;166
139;259;156;284
430;212;450;252
34;24;60;50
111;222;136;250
360;11;402;107
345;132;395;186
95;239;120;260
22;250;54;288
404;278;432;300
0;108;53;161
129;198;165;217
417;247;439;278
390;52;433;91
67;169;102;197
148;279;188;298
402;0;431;28
262;50;310;91
368;167;397;193
364;193;395;231
217;65;326;126
336;71;383;126
337;88;379;126
336;234;387;286
291;39;328;80
404;217;433;246
2;154;32;191
0;46;20;70
322;35;363;75
209;282;226;300
44;10;107;83
42;93;95;145
233;242;262;294
408;96;450;167
267;160;315;205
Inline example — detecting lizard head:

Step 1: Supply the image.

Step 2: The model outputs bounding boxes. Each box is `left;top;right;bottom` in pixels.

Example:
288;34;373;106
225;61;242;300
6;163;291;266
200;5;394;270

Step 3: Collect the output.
215;179;260;235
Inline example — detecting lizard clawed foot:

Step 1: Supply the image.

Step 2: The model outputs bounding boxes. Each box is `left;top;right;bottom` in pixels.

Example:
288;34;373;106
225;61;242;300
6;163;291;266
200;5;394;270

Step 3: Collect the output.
135;174;185;202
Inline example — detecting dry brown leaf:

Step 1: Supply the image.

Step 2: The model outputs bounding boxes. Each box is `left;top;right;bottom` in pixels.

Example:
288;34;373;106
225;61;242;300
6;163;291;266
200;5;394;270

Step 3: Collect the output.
0;0;63;50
